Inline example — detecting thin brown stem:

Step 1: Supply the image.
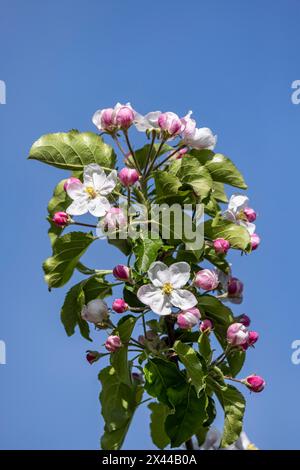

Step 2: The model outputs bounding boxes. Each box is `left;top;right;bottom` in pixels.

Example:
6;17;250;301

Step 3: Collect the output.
72;221;98;229
123;130;142;173
152;144;186;172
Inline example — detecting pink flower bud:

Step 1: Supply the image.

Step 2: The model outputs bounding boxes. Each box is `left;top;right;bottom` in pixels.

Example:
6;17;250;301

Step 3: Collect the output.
244;207;257;223
63;177;81;192
175;147;188;159
245;374;265;393
112;298;128;314
227;322;249;346
251;233;260;251
115;105;135;129
103;207;127;231
105;335;122;352
52;211;70;227
213;238;230;254
86;351;100;365
158;112;183;136
113;264;131;282
194;269;219;291
118;167;140;186
177;307;201;329
239;314;251;327
200;319;213;332
227;277;244;296
248;331;259;346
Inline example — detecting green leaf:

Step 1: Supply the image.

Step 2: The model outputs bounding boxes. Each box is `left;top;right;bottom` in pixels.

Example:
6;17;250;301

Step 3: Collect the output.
29;131;116;170
173;341;205;396
47;179;70;245
134;238;163;273
148;402;170;449
215;385;246;448
123;284;144;308
177;157;213;200
165;384;207;447
60;274;112;340
154;171;181;200
205;218;251;252
111;315;137;385
43;231;94;288
143;358;185;407
107;237;132;256
198;332;212;362
133;143;173;171
190;150;247;189
99;366;143;450
212;182;228;203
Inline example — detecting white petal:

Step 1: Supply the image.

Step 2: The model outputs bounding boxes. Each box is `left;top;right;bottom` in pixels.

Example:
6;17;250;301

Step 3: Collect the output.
186;127;216;150
99;170;118;195
169;289;197;310
148;261;170;287
88;196;110;217
239;220;256;235
134;111;161;132
83;164;105;187
223;209;237;223
66;181;85;200
228;194;249;213
92;109;104;130
66;196;89;215
137;284;172;315
169;262;191;288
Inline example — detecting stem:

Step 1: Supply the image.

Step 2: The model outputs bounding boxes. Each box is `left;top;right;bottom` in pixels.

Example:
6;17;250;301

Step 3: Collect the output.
142;312;147;337
123;130;142;173
144;139;166;177
152;144;185;172
224;375;243;384
112;135;127;157
165;316;194;450
143;131;156;176
127;187;131;226
72;221;98;229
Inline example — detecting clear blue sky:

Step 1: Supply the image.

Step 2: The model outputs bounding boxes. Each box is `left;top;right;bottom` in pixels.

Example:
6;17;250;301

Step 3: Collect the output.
1;0;299;450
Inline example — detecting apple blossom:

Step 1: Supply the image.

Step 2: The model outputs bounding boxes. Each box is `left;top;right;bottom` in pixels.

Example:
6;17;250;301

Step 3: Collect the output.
103;207;127;231
81;299;109;324
244;207;257;223
86;351;100;364
194;269;219;291
63;177;81;192
251;233;260;250
52;211;70;227
248;330;259;346
158;112;184;137
112;298;128;313
175;147;188;159
118;167;140;186
183;126;217;150
137;261;197;316
244;374;265;393
213;238;230;254
227;322;249;346
134;111;162;132
177;307;201;329
113;264;131;282
181;110;197;138
239;314;251;327
200;319;213;332
223;194;256;235
92;102;136;132
105;335;122;352
66;164;117;217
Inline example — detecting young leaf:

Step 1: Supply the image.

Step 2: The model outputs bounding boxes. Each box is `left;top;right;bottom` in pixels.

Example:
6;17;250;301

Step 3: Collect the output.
134;238;163;273
99;366;143;450
28;131;116;170
177;157;213;200
205;218;251;252
215;385;246;448
165;384;207;448
148;402;170;449
173;340;205;396
143;358;185;407
43;231;94;288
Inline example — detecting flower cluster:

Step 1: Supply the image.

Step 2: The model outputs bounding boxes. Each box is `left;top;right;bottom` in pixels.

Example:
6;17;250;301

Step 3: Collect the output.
32;101;265;451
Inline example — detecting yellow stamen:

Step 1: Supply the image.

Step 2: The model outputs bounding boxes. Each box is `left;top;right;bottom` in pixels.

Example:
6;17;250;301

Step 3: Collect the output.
85;186;97;198
162;282;173;295
236;210;247;221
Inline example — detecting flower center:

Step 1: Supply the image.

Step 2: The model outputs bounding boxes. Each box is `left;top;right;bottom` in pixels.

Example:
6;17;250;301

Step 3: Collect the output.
162;282;173;295
236;210;247;221
85;186;97;199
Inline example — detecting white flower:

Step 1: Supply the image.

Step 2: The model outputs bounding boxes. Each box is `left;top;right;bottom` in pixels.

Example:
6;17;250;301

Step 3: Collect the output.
134;111;162;132
183;126;217;150
66;164;117;217
223;194;256;235
81;299;109;324
137;261;197;316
